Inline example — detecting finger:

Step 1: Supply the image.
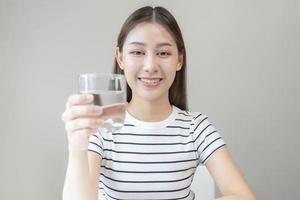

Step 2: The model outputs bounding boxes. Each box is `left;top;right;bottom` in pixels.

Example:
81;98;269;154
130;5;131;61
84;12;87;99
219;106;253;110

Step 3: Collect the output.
64;105;103;121
65;118;104;133
66;94;94;109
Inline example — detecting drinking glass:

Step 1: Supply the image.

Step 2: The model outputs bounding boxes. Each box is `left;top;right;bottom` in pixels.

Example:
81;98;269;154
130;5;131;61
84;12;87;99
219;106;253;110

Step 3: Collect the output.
78;73;127;132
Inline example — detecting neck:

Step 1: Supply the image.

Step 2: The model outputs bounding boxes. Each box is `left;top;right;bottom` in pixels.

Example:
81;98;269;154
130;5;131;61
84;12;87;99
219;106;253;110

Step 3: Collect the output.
127;96;173;122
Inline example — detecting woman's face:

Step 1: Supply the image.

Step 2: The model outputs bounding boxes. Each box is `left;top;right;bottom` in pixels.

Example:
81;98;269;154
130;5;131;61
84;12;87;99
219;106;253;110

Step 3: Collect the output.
116;22;183;103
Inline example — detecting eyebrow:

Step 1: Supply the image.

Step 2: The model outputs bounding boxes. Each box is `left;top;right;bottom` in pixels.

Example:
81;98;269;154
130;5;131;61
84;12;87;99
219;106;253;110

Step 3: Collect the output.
128;41;173;48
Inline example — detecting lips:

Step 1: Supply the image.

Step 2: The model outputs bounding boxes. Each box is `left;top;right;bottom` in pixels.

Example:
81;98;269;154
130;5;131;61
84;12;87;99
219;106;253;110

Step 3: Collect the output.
138;77;163;88
139;78;161;83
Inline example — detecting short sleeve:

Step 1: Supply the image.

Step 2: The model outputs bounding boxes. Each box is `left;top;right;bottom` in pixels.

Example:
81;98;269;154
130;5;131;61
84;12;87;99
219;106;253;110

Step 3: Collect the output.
88;130;104;157
191;113;226;165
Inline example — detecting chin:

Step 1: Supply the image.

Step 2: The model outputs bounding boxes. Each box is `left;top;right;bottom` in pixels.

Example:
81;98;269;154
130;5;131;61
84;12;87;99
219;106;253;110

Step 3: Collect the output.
137;91;168;103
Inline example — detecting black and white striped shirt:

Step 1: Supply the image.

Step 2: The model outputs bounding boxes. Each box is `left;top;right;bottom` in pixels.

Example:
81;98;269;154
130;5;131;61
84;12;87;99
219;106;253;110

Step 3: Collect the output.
88;106;226;200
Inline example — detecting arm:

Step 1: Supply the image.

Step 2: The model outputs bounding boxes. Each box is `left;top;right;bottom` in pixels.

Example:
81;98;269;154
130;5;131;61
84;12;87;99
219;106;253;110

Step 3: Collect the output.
205;147;256;200
62;149;101;200
61;94;103;200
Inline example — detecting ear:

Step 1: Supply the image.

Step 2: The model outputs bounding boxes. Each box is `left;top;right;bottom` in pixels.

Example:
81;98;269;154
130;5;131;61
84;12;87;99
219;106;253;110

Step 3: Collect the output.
176;54;183;71
115;47;124;70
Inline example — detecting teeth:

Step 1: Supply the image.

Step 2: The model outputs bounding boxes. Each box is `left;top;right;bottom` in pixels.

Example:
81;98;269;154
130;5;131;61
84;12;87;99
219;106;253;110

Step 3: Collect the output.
140;78;161;84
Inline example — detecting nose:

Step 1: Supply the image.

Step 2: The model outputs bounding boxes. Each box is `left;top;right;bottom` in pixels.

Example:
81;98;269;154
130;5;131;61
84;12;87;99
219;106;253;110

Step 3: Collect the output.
143;54;158;74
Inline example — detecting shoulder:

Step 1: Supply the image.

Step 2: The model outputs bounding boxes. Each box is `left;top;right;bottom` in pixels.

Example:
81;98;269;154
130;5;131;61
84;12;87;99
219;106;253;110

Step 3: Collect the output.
173;106;219;138
173;106;207;125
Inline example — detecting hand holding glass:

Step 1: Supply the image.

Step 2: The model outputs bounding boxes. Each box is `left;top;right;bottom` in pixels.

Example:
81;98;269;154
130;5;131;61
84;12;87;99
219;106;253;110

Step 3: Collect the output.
78;73;127;132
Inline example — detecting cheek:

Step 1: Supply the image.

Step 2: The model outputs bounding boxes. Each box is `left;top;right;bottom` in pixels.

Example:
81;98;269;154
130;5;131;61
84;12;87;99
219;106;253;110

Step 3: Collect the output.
123;67;137;90
168;71;177;85
123;55;139;66
164;67;178;87
123;57;141;75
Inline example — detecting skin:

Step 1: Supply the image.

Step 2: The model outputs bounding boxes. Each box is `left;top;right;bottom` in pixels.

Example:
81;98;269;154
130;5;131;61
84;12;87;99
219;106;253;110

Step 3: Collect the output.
116;22;183;122
62;22;256;200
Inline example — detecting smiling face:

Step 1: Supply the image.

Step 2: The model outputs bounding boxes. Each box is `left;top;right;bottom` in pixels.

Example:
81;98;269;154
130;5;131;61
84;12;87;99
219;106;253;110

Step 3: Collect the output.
116;22;183;104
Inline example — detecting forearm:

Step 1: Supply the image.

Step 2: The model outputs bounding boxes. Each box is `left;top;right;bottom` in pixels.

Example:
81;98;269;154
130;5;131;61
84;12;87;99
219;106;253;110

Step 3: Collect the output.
63;149;97;200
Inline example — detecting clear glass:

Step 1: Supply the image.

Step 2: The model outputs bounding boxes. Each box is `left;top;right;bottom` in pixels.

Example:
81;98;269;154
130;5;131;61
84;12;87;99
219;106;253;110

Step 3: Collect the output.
78;73;127;132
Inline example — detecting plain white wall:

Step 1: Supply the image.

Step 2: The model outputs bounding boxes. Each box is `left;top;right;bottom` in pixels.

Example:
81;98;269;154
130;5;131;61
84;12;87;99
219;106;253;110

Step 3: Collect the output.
191;166;215;200
1;0;299;199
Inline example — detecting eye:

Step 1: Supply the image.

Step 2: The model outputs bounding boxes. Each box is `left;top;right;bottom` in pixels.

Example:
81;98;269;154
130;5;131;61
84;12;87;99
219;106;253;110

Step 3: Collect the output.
157;51;171;58
130;50;145;56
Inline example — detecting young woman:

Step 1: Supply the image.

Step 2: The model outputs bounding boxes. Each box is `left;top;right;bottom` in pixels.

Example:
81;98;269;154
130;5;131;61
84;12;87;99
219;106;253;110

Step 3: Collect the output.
61;6;256;200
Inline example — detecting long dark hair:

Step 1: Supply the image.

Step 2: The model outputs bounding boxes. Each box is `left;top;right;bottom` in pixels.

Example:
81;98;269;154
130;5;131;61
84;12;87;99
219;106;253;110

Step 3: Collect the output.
113;6;188;110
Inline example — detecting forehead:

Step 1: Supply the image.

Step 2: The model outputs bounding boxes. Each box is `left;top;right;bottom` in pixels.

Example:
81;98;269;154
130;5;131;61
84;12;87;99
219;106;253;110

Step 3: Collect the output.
124;22;176;47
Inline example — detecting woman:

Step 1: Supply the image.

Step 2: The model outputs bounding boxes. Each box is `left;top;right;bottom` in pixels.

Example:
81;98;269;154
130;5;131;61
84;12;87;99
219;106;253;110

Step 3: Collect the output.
61;6;256;200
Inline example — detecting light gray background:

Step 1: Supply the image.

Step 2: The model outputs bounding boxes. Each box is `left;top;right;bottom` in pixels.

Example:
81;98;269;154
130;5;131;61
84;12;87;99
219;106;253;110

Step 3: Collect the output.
1;0;299;199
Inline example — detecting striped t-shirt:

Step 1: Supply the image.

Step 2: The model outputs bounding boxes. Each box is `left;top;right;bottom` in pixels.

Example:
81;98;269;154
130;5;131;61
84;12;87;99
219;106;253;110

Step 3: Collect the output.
88;105;226;200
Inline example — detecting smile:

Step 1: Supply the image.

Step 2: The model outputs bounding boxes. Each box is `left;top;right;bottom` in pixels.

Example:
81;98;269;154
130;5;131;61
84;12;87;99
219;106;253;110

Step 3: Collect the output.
138;77;163;88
